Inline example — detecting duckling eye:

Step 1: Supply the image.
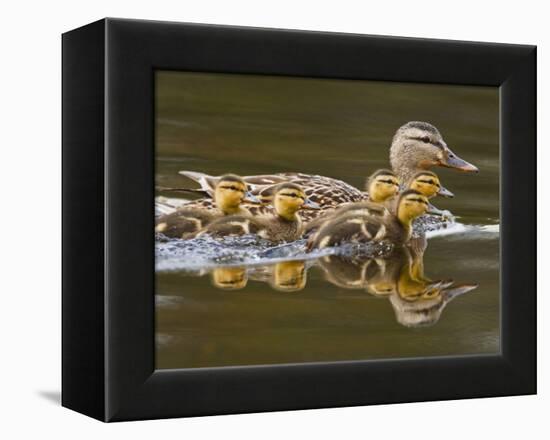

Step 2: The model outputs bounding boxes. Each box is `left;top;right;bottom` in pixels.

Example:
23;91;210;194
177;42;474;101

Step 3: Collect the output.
419;179;436;186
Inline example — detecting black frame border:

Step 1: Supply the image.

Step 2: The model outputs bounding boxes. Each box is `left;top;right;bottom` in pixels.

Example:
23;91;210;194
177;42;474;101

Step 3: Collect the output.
62;18;536;422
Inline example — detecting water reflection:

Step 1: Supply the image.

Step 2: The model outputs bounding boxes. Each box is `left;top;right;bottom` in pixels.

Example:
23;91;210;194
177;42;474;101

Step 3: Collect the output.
198;244;477;327
211;267;248;290
210;260;308;292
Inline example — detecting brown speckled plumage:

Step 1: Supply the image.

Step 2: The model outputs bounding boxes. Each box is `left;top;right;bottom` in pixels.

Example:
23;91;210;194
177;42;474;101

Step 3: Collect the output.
178;172;368;223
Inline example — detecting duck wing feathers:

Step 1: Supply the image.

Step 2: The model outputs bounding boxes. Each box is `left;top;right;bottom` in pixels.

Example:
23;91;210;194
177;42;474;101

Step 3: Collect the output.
178;171;368;218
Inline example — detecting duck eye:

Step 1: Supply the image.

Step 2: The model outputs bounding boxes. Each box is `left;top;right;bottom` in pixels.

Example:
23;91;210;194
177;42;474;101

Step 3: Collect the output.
421;136;430;143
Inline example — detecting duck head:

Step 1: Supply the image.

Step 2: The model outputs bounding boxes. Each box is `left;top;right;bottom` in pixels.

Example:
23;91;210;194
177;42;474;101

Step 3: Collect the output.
366;169;401;203
273;183;320;221
214;174;259;214
389;121;478;183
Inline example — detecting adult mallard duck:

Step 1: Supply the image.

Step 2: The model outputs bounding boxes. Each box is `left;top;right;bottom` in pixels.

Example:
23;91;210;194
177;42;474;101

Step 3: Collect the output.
197;183;319;243
307;189;429;250
175;121;476;222
155;174;258;239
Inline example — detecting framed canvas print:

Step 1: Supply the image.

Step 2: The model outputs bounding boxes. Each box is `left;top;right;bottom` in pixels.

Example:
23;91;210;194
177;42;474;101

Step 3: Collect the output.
62;18;536;422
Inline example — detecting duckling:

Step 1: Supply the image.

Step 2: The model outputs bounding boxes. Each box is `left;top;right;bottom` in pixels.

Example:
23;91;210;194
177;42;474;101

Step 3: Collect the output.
178;121;477;222
307;189;429;250
382;170;453;216
304;169;400;237
306;170;450;239
408;170;453;198
155;174;258;239
198;183;319;243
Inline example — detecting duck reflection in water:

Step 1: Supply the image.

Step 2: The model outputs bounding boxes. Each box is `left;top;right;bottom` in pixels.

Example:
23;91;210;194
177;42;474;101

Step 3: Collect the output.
268;260;307;292
206;245;476;327
211;267;248;290
210;260;307;292
317;245;477;327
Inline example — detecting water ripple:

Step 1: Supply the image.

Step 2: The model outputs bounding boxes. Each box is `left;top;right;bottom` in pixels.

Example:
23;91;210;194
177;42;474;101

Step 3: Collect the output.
155;222;499;273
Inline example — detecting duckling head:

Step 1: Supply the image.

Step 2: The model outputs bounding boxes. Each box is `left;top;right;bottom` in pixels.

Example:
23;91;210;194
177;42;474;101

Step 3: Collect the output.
389;121;478;183
408;170;454;198
273;183;319;221
366;169;400;203
396;189;429;228
214;174;256;214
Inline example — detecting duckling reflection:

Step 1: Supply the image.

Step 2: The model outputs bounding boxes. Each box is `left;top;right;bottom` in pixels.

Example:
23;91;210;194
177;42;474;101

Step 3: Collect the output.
390;282;478;328
269;260;307;292
210;267;248;290
317;246;477;327
209;261;308;292
317;248;407;294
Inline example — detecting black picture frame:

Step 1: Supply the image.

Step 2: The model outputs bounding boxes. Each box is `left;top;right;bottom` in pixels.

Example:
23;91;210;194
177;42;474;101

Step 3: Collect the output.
62;18;536;422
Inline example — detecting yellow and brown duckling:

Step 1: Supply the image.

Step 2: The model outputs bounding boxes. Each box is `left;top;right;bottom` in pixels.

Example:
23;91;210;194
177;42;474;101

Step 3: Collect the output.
304;169;400;236
307;189;429;250
408;170;453;199
305;169;452;238
197;183;319;243
364;169;401;206
381;170;453;216
155;174;258;239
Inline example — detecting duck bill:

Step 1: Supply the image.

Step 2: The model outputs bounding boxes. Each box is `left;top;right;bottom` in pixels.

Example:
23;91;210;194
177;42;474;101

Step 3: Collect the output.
437;185;454;198
443;283;478;301
303;199;321;210
244;191;261;204
440;148;479;173
426;203;447;217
